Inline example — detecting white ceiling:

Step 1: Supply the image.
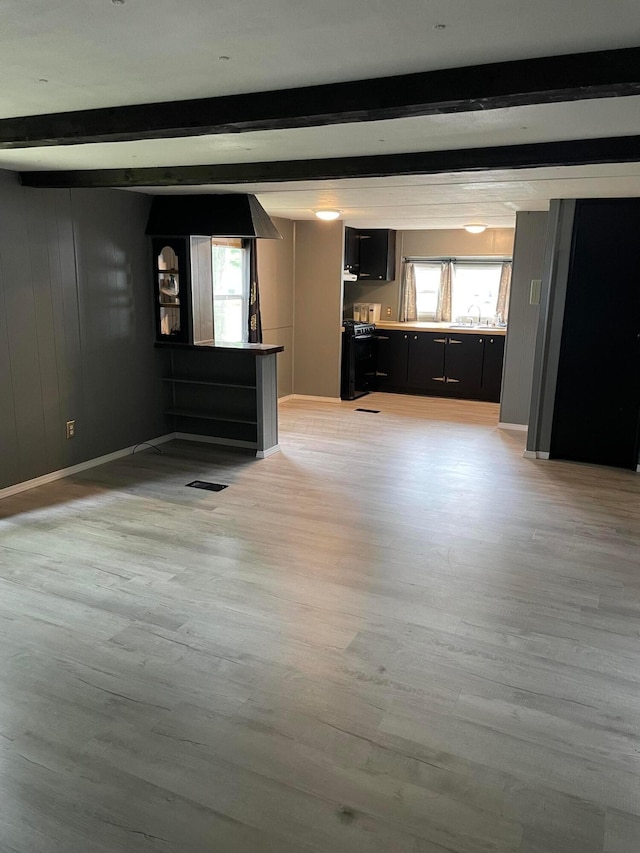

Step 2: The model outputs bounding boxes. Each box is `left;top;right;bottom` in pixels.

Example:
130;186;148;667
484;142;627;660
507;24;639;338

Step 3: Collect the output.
3;0;640;230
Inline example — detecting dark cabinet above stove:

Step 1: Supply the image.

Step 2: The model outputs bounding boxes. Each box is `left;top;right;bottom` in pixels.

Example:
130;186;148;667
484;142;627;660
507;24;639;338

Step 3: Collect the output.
344;228;396;282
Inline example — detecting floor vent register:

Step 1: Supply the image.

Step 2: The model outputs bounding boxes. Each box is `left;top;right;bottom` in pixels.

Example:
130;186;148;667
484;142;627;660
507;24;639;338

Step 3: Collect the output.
186;481;229;492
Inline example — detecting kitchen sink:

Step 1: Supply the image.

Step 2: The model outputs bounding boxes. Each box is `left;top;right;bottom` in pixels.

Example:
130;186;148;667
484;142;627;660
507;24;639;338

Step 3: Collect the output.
448;323;505;330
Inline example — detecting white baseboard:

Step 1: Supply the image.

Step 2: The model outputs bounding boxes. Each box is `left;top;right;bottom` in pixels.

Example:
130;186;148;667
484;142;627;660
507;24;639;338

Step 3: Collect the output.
498;422;528;432
523;449;550;460
290;395;342;403
0;433;175;500
256;444;281;459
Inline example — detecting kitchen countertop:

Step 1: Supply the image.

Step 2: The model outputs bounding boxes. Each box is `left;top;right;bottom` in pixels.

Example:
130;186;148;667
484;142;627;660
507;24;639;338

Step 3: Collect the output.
374;321;507;336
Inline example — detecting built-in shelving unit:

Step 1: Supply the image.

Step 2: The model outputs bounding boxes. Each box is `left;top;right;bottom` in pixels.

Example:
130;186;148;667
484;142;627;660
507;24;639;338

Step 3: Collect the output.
157;341;283;457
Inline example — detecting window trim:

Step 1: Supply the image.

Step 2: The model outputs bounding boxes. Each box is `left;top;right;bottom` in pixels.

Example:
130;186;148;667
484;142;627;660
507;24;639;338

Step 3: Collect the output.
211;237;250;343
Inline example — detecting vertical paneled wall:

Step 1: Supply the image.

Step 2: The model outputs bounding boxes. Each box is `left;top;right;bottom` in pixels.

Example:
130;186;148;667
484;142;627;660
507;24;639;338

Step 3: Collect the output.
499;212;547;426
0;173;167;490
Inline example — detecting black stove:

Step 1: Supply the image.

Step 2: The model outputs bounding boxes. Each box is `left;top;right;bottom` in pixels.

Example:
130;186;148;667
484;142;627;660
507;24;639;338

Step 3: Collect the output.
343;320;376;337
341;322;377;400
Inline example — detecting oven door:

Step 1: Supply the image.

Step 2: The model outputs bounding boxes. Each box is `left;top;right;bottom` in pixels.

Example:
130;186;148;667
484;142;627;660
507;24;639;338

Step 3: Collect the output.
341;333;377;400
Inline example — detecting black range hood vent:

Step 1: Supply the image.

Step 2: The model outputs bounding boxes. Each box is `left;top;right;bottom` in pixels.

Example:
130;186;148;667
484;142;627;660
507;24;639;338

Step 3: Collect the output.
145;193;281;239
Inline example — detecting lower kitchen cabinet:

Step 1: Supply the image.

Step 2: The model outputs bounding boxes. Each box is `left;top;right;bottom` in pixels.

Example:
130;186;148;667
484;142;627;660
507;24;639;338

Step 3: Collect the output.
375;330;409;390
374;329;505;402
440;333;484;399
480;335;505;403
406;333;447;394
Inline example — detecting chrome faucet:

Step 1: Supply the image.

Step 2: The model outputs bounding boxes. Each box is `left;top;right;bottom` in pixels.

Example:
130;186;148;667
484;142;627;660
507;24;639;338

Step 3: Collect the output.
467;304;481;325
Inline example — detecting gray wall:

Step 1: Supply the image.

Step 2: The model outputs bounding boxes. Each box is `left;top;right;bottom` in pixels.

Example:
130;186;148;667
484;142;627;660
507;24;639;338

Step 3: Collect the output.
257;217;294;397
344;228;515;320
499;212;547;426
293;219;344;398
0;172;167;490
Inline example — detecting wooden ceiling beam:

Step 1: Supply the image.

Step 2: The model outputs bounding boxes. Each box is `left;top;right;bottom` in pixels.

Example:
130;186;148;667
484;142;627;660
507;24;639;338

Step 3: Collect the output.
5;46;640;149
19;136;640;188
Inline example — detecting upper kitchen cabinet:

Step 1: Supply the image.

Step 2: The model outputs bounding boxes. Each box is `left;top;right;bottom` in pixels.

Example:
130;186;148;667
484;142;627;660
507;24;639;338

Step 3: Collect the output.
358;229;396;281
344;228;396;282
344;226;360;275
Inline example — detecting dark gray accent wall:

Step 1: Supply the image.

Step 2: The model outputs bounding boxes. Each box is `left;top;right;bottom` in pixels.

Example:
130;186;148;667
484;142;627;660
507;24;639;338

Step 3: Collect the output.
499;212;547;426
0;172;167;490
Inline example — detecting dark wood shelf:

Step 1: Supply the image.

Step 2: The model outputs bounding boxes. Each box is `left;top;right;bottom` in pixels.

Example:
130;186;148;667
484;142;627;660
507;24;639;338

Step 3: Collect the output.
161;377;256;389
165;408;257;425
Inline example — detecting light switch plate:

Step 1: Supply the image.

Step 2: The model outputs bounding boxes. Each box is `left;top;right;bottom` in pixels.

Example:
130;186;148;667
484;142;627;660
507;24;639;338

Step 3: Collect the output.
530;279;542;305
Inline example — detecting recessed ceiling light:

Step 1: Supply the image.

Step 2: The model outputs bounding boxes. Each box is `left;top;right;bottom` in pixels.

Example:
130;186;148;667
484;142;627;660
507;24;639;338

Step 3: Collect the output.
314;210;341;221
464;223;488;234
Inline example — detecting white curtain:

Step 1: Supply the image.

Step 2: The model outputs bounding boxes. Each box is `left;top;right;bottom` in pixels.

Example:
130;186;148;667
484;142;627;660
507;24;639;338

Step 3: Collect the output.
496;262;512;322
435;260;453;322
399;261;417;322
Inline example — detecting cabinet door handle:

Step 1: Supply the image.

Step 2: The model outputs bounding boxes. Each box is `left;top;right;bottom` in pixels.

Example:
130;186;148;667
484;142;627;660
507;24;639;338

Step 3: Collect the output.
413;335;419;340
433;338;447;344
448;338;462;344
432;376;446;382
446;377;460;383
479;338;483;344
376;335;390;340
403;334;408;339
376;372;388;377
489;338;494;343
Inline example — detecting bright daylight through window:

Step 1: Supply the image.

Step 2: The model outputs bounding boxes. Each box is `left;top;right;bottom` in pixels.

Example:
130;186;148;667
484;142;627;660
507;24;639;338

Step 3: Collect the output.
414;260;507;322
211;238;249;343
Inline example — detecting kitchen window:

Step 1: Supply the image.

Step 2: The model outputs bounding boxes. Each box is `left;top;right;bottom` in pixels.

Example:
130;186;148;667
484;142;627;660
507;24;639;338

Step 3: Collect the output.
211;237;249;342
413;258;511;323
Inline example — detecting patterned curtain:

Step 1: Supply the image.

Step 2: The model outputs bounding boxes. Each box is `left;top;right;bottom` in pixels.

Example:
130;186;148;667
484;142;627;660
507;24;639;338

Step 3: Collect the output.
435;260;453;322
496;261;512;323
399;261;417;322
248;240;263;343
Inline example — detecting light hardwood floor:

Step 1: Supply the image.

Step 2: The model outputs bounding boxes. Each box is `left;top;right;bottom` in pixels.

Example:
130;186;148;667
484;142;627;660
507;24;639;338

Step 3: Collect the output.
1;393;640;852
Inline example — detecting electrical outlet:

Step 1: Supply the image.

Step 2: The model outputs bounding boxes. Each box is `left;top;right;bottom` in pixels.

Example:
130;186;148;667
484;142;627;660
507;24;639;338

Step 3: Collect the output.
66;420;76;439
386;306;392;316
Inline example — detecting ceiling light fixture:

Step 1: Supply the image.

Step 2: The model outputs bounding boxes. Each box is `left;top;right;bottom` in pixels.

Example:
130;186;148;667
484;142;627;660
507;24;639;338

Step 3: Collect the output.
314;210;341;221
463;223;488;234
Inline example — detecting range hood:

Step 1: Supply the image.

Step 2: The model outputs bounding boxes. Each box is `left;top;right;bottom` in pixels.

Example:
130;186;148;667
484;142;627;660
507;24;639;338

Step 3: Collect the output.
145;193;281;239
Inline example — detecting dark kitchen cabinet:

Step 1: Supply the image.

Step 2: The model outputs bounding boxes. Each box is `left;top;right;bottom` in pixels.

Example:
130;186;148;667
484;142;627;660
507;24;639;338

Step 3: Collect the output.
375;330;409;390
344;226;360;274
444;334;484;399
480;335;505;403
356;229;396;281
406;333;447;393
343;227;396;282
375;329;505;402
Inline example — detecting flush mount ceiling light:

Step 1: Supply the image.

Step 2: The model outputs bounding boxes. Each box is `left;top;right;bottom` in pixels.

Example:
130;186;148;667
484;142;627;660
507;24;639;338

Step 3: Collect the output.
463;223;488;234
314;210;341;221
